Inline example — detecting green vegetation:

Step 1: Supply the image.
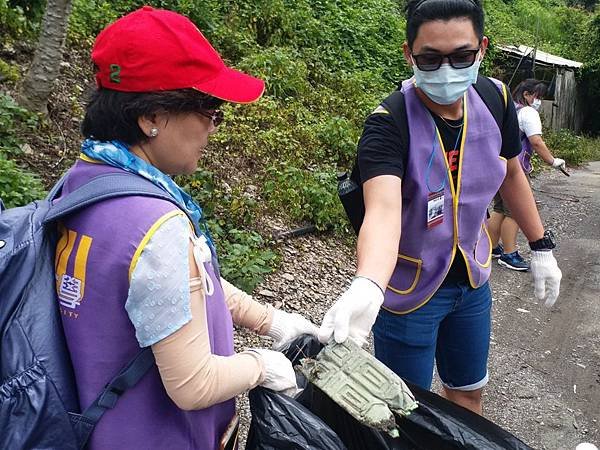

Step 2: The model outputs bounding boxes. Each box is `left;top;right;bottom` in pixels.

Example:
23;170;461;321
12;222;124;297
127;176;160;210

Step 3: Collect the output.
1;0;599;289
544;130;600;166
178;169;278;291
0;58;20;82
0;93;45;208
0;158;46;208
263;164;346;232
0;0;36;37
0;93;38;155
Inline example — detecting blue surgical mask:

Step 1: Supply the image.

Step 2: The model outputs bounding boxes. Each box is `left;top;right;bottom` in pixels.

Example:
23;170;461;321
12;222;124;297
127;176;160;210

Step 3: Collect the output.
412;60;481;105
531;98;542;111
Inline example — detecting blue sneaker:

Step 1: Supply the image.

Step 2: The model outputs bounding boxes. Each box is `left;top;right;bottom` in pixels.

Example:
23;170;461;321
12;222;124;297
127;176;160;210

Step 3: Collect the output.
492;244;503;259
498;251;530;272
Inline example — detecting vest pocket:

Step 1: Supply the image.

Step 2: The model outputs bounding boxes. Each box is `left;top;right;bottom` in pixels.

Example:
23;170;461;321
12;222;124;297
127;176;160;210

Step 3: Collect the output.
387;254;422;295
474;223;492;267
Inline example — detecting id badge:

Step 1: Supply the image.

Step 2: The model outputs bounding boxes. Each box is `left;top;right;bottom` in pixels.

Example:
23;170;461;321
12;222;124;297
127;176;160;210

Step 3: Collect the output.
427;191;444;229
219;413;240;450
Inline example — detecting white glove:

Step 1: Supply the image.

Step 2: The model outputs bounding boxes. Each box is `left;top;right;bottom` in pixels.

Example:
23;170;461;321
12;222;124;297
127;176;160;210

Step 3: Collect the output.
250;349;298;395
318;276;384;347
551;158;566;170
530;250;562;307
267;309;319;350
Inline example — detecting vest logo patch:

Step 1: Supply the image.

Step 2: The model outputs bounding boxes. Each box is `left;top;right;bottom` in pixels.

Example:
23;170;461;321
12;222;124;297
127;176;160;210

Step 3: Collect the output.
58;274;83;309
55;227;92;310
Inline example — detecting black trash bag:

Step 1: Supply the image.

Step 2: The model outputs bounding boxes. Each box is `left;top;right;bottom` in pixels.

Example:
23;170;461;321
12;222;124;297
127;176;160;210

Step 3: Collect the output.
280;335;533;450
245;383;346;450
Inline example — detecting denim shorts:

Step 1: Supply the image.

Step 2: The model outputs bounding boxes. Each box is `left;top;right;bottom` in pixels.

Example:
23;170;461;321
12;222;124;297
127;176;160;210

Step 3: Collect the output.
373;280;492;391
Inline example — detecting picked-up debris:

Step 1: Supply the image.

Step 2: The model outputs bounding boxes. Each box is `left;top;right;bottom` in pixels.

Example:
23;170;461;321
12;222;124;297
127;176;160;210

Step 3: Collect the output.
300;339;418;438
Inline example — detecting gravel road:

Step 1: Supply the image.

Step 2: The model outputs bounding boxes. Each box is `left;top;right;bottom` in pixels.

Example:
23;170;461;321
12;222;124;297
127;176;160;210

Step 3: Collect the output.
235;162;600;450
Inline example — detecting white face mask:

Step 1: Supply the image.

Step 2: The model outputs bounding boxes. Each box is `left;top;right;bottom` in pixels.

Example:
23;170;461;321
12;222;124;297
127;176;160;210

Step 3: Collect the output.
412;57;481;105
531;98;542;111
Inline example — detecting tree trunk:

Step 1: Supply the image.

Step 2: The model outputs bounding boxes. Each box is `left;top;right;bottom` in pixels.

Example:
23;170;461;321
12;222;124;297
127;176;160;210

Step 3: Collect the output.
19;0;73;114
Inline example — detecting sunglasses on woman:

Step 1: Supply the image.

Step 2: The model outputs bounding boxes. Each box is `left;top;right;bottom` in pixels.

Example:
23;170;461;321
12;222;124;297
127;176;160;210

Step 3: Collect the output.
197;109;224;127
411;48;480;72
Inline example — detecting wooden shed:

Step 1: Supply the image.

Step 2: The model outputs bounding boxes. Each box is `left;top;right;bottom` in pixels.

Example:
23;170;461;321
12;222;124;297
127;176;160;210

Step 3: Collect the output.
497;44;583;132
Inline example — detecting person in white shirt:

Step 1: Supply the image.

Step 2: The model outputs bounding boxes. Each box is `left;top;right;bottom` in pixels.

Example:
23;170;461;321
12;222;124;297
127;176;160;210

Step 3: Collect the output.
488;79;566;271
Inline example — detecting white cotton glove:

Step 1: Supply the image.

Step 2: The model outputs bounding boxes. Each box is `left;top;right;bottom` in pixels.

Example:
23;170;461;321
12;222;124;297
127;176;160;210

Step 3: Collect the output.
551;158;566;170
530;250;562;307
250;349;298;396
318;276;384;347
267;309;319;350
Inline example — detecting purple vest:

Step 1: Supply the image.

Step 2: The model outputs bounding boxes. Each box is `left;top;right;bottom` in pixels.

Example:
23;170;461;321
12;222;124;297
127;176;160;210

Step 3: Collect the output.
55;160;235;450
515;103;534;174
384;79;507;314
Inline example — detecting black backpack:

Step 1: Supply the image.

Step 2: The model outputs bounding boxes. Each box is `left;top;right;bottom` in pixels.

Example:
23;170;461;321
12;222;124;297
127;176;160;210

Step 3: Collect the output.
340;75;508;234
0;172;184;449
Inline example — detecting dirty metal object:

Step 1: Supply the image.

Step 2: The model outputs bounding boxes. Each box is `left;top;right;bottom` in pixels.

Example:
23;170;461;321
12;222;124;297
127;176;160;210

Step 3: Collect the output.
300;339;418;438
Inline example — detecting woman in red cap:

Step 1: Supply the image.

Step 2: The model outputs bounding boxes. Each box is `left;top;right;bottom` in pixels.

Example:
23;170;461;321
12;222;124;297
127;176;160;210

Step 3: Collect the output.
54;7;317;449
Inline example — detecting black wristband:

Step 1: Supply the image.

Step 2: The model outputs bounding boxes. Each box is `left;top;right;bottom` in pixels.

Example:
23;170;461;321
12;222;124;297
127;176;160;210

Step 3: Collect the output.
529;230;556;251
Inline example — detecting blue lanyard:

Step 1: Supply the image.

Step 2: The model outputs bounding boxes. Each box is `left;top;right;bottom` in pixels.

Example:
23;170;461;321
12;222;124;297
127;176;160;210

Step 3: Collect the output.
425;119;463;193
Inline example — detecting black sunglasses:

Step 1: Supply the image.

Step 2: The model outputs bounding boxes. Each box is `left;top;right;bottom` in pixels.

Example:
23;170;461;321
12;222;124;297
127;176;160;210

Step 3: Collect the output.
197;109;224;127
411;48;480;72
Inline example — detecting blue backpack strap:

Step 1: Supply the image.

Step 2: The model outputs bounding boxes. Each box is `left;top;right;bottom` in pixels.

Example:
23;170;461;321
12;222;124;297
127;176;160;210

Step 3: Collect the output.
46;169;72;202
44;172;183;224
70;348;155;449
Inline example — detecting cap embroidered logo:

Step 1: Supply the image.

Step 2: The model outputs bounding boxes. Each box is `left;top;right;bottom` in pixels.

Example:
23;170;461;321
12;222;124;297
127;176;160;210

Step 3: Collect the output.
109;64;121;83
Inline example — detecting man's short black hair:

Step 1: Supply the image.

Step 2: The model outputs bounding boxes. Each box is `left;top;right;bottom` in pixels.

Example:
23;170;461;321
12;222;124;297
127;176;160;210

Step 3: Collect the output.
81;89;224;145
405;0;485;49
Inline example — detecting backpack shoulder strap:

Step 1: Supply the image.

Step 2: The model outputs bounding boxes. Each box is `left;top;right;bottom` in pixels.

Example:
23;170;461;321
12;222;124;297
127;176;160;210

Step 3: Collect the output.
44;172;183;224
381;89;409;149
70;348;155;448
350;89;408;185
473;75;507;132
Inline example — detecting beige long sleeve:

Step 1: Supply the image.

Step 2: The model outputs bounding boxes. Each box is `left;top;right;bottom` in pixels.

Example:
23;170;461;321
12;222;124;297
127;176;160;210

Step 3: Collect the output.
151;242;268;411
220;278;274;335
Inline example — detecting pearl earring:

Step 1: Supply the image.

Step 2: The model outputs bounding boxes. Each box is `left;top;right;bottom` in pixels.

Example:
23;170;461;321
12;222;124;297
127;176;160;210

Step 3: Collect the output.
149;127;159;137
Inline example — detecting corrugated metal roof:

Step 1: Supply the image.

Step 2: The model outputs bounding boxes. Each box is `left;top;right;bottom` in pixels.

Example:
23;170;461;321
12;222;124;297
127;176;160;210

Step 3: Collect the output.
497;44;583;69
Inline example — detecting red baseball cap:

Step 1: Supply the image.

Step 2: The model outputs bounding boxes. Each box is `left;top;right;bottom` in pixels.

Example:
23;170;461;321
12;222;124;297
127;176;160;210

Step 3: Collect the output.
91;6;264;103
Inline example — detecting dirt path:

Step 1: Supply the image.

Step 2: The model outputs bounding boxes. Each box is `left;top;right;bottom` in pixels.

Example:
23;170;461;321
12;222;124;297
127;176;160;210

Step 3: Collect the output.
238;162;600;449
484;162;600;449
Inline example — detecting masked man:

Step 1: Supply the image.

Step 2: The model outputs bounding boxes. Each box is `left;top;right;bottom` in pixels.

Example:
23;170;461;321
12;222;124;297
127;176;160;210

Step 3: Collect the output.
319;0;562;415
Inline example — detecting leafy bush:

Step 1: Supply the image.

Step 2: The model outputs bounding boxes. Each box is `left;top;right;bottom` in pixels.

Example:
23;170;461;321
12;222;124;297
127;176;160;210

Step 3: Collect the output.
543;129;600;166
178;168;277;292
239;47;309;99
214;226;278;293
0;93;39;156
0;0;43;37
263;164;346;231
0;158;46;207
0;93;45;207
0;58;19;82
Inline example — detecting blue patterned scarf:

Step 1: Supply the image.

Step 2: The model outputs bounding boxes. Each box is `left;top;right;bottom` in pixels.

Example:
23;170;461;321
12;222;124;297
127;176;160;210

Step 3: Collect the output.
80;139;214;247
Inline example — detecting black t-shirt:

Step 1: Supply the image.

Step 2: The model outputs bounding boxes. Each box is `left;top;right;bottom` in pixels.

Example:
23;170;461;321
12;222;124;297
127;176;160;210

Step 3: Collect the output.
357;90;522;282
